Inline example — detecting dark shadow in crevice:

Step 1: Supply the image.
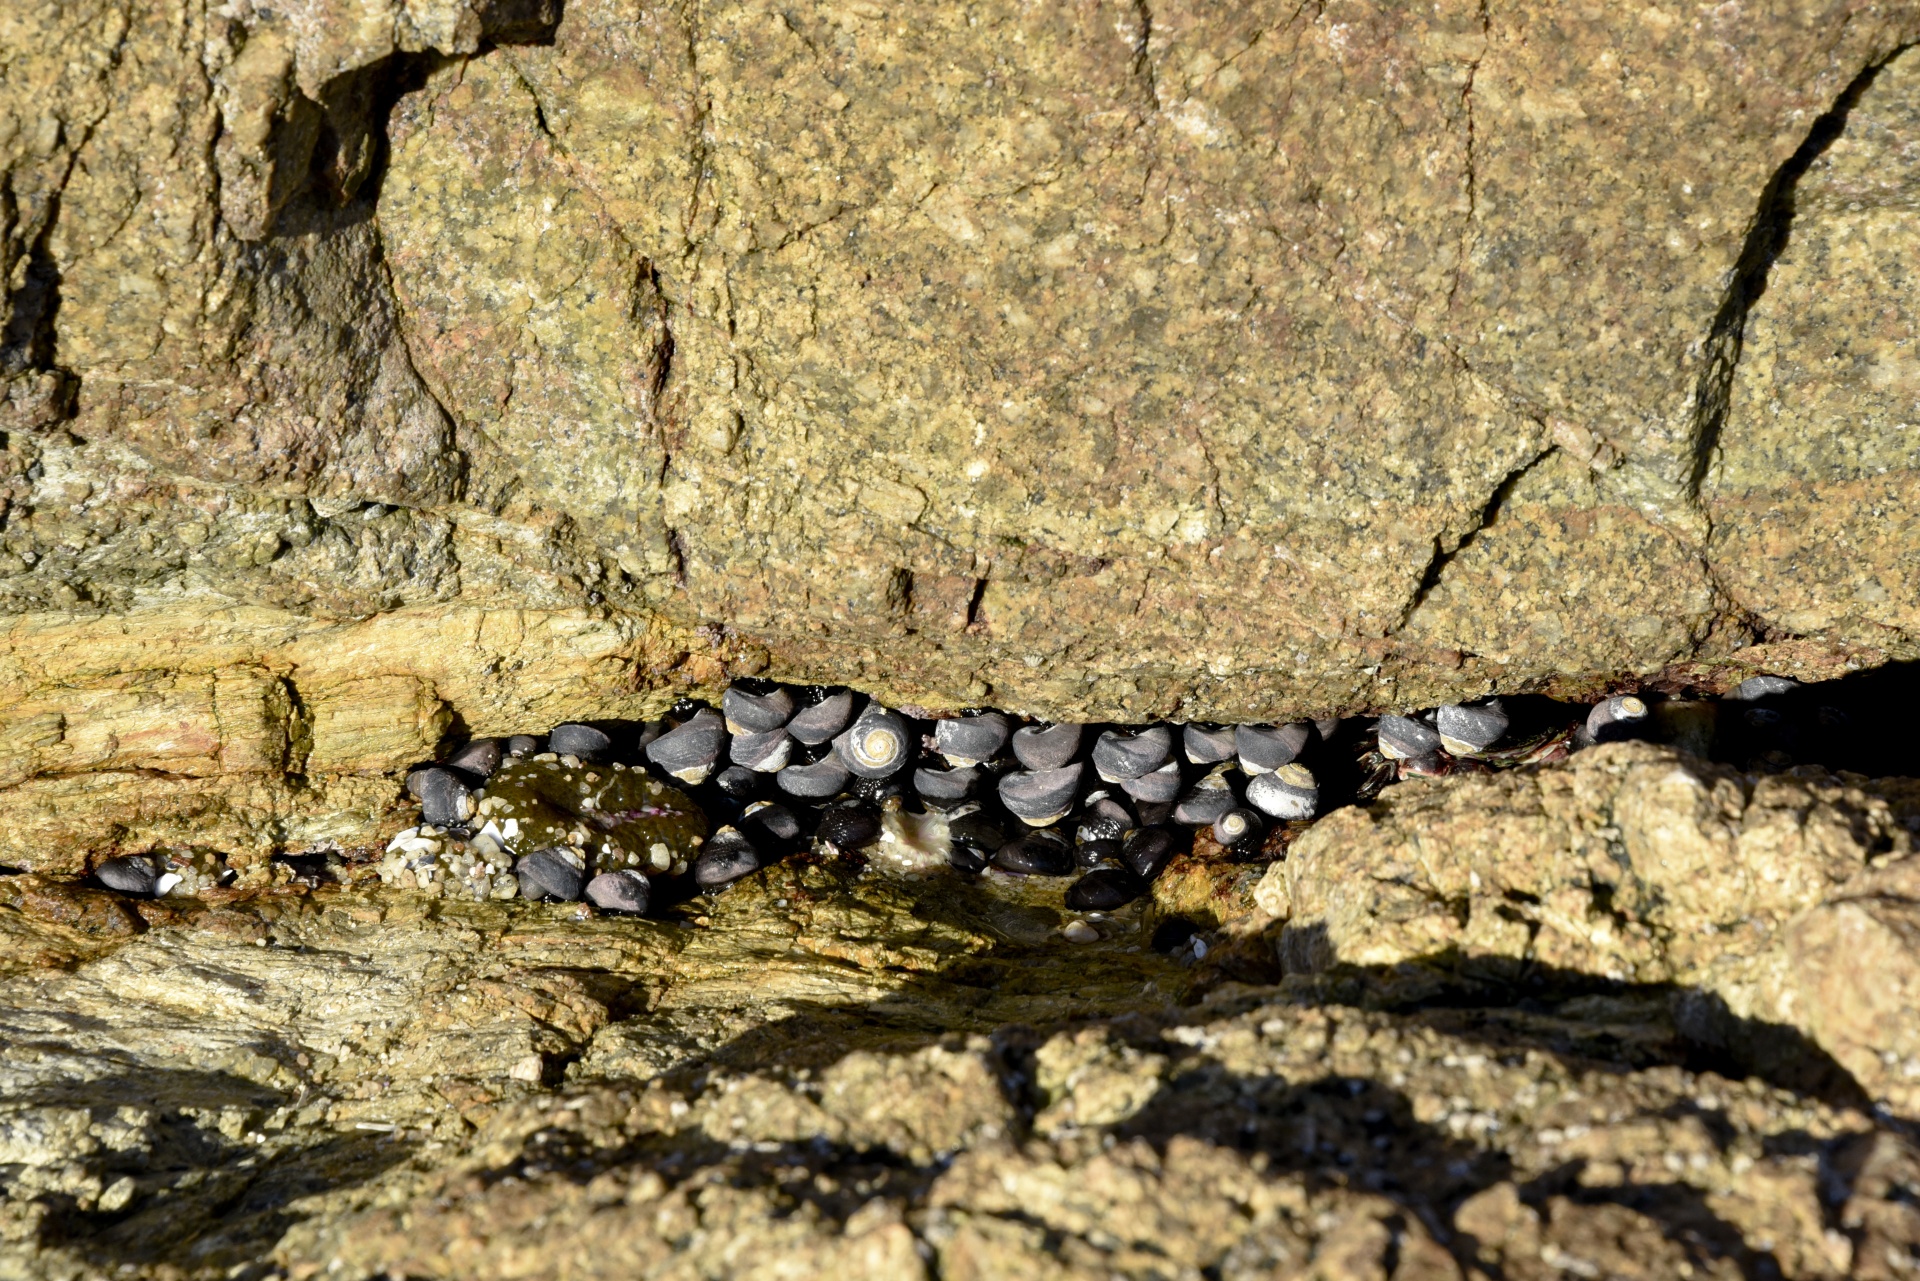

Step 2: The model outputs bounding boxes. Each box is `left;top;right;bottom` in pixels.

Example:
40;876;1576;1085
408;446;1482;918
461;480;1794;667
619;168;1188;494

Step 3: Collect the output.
1270;933;1870;1112
1688;48;1909;500
16;1068;415;1280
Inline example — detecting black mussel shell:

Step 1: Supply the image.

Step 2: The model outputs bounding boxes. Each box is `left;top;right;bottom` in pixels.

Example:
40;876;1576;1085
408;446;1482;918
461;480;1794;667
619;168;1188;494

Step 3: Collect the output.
1093;726;1173;782
816;807;881;851
850;773;912;804
1182;723;1237;764
993;830;1075;876
1011;722;1083;771
444;738;504;779
948;809;1006;864
779;755;852;799
694;828;761;888
585;869;650;914
935;713;1012;764
1435;700;1508;755
1074;800;1133;845
999;763;1085;826
1236;723;1310;773
742;800;803;843
646;708;727;782
1067;866;1148;911
730;727;794;773
516;848;586;901
96;854;161;896
948;842;992;874
1375;714;1441;761
723;685;797;734
410;767;474;828
713;765;762;800
548;723;613;761
1077;837;1124;869
1123;827;1177;880
788;690;857;745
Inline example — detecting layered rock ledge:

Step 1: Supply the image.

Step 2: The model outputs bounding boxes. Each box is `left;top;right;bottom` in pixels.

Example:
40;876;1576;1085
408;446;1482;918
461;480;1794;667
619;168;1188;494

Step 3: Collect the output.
3;743;1919;1278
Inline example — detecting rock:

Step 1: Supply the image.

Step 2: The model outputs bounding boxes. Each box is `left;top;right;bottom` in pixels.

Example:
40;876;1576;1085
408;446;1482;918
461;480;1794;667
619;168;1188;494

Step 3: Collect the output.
1275;741;1920;1110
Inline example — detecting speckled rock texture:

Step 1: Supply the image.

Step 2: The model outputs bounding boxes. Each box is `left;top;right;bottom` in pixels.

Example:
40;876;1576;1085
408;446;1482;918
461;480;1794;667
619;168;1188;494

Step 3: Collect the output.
0;748;1916;1278
4;3;1920;876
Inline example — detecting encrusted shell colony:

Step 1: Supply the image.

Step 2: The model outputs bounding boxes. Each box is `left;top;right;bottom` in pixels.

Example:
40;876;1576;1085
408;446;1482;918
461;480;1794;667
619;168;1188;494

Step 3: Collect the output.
87;668;1851;923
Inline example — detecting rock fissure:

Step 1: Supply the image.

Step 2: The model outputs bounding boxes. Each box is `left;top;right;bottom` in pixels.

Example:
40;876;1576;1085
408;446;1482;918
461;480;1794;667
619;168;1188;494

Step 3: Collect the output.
1686;47;1908;506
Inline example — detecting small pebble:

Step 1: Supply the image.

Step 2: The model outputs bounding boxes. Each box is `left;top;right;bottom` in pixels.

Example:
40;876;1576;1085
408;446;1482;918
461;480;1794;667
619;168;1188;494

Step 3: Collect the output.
1061;920;1100;944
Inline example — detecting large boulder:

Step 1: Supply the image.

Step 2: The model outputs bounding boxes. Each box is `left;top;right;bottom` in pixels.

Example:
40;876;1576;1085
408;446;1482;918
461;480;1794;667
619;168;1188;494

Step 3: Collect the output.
1271;742;1920;1113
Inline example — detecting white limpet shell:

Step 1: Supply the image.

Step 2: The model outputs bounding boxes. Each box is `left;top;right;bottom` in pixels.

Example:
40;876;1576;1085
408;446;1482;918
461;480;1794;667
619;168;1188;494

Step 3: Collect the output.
1062;920;1100;944
154;873;183;896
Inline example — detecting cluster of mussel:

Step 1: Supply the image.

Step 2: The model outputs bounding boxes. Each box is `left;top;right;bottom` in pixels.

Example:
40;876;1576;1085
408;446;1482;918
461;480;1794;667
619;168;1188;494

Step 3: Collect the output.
82;669;1844;913
383;674;1719;918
